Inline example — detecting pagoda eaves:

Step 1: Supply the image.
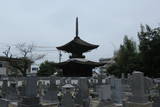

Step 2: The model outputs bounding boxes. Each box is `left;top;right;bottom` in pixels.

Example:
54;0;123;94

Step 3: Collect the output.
56;58;105;77
56;58;105;68
56;36;99;53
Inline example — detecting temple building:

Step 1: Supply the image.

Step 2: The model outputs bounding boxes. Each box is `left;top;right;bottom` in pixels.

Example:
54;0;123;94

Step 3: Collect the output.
56;18;105;77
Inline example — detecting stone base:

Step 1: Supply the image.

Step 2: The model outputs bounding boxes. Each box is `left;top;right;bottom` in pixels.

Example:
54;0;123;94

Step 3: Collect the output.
41;103;58;107
0;98;9;107
124;101;152;107
152;96;160;107
18;96;41;107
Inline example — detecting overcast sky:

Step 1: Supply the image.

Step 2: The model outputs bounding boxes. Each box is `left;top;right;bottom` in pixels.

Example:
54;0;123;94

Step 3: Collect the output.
0;0;160;63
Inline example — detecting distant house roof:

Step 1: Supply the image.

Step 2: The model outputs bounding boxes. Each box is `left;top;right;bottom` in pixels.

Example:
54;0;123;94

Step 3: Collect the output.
0;56;21;61
0;56;33;63
99;57;115;65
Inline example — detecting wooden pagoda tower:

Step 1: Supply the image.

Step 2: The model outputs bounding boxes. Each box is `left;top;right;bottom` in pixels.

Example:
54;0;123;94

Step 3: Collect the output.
56;17;105;77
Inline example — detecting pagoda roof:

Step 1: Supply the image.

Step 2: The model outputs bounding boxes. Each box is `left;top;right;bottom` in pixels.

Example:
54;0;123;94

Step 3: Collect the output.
56;17;99;53
56;36;99;53
55;58;106;68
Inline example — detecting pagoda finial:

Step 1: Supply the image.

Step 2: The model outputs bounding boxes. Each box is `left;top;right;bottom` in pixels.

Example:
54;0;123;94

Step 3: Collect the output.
76;17;79;37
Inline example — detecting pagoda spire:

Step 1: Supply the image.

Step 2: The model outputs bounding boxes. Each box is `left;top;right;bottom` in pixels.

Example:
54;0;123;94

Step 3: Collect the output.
76;17;79;37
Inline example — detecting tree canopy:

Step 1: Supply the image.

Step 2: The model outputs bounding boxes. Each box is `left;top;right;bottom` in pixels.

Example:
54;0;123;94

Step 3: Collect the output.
138;25;160;77
107;36;141;77
37;60;57;76
107;25;160;78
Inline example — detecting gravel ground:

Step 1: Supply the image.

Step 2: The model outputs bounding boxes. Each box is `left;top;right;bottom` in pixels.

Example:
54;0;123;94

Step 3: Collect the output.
91;99;122;107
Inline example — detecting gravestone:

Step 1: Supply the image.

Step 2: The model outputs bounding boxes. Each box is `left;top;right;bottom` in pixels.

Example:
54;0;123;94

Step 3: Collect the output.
6;82;18;101
18;74;41;107
152;96;160;107
124;71;152;107
42;76;58;103
60;90;74;107
111;77;122;104
0;98;9;107
144;77;154;94
129;71;148;103
1;79;8;98
60;77;66;86
37;81;44;97
18;83;25;97
71;77;78;85
97;84;111;101
75;77;90;107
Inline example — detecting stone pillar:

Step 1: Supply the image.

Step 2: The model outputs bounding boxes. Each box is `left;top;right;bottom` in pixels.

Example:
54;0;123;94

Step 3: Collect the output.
1;78;8;98
129;71;148;103
42;75;58;103
0;98;9;107
111;77;122;104
98;84;111;101
60;90;74;107
124;71;152;107
75;77;90;107
7;81;18;101
25;75;37;97
18;74;41;107
121;73;125;79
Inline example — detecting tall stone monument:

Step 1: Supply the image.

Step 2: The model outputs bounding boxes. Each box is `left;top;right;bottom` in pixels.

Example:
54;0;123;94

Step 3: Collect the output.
124;71;152;107
74;77;91;107
111;77;122;104
18;74;41;107
42;76;58;103
60;90;74;107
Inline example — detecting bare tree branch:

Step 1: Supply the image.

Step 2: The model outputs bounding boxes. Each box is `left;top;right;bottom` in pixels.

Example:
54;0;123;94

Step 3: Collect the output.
2;43;45;76
3;46;12;57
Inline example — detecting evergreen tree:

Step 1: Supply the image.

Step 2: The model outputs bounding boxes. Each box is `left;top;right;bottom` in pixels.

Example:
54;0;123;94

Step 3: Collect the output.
37;61;57;76
138;25;160;77
108;36;141;77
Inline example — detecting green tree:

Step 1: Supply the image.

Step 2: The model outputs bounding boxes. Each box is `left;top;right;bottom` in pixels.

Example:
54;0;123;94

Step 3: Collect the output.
107;36;141;77
138;25;160;77
37;61;57;76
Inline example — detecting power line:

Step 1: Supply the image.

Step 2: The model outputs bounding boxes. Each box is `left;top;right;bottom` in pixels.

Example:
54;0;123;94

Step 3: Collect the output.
34;46;57;48
0;42;57;48
34;49;58;52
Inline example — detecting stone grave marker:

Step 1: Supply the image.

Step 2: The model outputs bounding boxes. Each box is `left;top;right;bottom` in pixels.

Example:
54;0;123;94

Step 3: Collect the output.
124;71;152;107
6;81;18;101
75;77;90;107
97;84;112;101
18;74;41;107
0;98;9;107
42;76;58;103
60;90;74;107
111;76;122;104
1;79;8;98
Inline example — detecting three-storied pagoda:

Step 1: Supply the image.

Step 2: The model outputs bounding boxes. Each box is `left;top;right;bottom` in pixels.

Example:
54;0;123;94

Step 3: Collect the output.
56;18;105;77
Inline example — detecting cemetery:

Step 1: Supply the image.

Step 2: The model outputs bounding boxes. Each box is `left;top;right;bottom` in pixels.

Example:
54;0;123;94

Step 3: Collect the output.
0;71;160;107
0;18;160;107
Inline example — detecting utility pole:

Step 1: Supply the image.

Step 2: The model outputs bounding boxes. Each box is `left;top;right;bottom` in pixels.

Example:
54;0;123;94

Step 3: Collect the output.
59;51;62;62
